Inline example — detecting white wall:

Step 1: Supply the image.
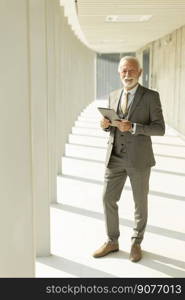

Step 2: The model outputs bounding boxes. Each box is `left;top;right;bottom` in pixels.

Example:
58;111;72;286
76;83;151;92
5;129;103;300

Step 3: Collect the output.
29;0;51;257
137;25;185;136
56;7;95;173
0;0;95;276
0;0;34;277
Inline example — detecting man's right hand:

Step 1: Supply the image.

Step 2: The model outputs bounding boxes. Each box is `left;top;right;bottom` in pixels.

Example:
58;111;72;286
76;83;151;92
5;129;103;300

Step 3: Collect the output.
100;118;111;129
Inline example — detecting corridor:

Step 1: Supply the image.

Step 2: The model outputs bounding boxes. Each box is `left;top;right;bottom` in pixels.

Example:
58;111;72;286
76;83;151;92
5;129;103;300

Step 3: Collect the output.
36;100;185;278
1;0;185;279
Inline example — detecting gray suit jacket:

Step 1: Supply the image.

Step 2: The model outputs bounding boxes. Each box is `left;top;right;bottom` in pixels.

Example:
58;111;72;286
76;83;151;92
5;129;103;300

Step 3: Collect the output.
105;84;165;168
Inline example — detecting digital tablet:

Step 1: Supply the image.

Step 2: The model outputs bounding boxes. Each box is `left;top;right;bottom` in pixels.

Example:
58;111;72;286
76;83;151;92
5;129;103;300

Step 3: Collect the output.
97;107;121;122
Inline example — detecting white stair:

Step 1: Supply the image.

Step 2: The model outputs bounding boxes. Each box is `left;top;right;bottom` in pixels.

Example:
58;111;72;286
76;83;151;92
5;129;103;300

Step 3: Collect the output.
75;120;100;128
68;134;107;147
65;143;106;161
36;100;185;278
72;126;108;137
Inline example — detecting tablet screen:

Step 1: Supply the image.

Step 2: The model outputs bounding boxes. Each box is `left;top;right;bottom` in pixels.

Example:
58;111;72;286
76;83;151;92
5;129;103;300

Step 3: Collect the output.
97;107;121;122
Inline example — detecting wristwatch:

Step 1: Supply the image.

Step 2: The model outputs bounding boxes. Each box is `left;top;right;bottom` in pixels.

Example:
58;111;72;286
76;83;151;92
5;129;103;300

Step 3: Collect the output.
129;123;134;133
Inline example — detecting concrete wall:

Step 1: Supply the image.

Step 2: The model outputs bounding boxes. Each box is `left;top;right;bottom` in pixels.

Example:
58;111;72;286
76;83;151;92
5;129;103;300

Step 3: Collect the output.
56;7;95;173
0;0;95;276
29;0;59;257
137;25;185;136
0;0;34;277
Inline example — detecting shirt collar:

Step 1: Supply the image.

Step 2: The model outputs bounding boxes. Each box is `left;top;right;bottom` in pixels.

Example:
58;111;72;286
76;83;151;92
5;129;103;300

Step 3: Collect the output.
123;83;139;96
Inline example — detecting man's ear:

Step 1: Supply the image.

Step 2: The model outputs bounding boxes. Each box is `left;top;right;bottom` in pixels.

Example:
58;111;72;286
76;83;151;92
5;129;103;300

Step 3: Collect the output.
139;68;143;77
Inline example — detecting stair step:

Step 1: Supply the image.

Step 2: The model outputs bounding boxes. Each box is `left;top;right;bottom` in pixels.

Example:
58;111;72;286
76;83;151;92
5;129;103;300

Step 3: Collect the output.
153;144;185;158
80;110;100;116
57;175;104;206
72;126;108;137
80;112;102;119
75;120;100;129
84;99;108;107
65;143;106;161
83;104;108;113
68;134;107;147
78;115;101;122
152;135;185;146
62;156;105;181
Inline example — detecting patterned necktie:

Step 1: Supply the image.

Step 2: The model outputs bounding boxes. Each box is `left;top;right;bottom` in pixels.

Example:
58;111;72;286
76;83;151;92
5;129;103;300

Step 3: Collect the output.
121;91;129;114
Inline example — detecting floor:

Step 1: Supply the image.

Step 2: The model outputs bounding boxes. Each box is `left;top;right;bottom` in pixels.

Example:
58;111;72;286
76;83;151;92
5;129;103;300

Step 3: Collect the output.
36;100;185;278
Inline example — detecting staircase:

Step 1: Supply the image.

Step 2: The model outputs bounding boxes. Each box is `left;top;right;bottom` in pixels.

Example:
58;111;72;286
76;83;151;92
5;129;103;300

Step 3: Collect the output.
36;100;185;278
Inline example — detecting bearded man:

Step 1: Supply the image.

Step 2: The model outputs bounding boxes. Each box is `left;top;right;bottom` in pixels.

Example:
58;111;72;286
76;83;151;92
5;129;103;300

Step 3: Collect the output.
93;56;165;262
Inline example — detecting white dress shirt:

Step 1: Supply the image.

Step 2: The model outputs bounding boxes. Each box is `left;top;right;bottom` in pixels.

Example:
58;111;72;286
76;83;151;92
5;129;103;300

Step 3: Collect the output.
121;84;139;134
121;84;139;112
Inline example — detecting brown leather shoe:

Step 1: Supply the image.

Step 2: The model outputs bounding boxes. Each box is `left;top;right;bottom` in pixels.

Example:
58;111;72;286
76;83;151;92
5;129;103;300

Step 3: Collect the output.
129;244;142;262
92;241;119;258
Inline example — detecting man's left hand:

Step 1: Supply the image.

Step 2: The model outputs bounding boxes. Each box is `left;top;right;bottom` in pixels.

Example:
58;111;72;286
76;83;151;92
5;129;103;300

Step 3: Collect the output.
114;120;132;132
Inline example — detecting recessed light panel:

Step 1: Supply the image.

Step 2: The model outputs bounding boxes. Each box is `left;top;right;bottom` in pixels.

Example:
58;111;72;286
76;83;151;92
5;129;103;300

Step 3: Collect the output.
106;15;152;22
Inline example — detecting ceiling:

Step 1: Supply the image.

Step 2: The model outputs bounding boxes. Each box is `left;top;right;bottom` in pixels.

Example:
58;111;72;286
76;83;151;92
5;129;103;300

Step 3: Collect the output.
60;0;185;53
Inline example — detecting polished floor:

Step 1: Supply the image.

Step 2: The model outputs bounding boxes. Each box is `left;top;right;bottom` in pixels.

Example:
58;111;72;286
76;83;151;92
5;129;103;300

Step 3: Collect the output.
36;100;185;278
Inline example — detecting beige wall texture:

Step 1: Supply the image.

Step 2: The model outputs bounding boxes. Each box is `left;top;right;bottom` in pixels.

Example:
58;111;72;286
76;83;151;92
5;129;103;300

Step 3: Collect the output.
56;7;95;174
0;0;95;277
137;25;185;136
0;0;35;277
29;0;58;257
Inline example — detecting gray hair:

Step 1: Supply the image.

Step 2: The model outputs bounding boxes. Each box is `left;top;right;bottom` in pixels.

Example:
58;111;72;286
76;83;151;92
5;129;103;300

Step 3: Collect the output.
118;56;141;72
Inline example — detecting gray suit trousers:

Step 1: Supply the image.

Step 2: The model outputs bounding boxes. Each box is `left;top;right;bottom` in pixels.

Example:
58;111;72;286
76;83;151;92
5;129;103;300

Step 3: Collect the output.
102;154;151;245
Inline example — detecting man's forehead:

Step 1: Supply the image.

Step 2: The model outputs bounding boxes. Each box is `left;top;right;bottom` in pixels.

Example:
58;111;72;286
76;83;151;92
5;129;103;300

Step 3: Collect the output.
120;60;138;68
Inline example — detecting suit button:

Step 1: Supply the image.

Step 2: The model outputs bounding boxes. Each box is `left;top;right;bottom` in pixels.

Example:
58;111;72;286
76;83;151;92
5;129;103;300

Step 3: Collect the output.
121;149;126;153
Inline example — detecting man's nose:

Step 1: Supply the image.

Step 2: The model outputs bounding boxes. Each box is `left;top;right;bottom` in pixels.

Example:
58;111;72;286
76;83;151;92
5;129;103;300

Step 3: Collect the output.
125;70;131;76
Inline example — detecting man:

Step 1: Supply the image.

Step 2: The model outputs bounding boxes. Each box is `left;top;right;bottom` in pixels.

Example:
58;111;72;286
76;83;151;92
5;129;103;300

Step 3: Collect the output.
93;56;165;262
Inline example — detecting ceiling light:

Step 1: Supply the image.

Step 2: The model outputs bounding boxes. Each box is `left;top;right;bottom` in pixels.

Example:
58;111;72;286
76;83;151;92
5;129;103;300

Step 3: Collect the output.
100;39;125;43
105;15;152;22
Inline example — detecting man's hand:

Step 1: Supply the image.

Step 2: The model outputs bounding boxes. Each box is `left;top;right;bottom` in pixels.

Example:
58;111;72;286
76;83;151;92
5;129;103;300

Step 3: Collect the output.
100;118;111;129
114;120;132;132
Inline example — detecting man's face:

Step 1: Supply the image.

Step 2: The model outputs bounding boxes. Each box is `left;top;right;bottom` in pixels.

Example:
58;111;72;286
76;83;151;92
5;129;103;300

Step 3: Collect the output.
119;60;142;90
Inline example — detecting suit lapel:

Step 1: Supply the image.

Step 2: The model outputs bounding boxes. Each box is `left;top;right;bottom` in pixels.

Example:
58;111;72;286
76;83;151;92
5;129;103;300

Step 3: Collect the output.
110;85;145;119
111;89;123;112
127;84;145;119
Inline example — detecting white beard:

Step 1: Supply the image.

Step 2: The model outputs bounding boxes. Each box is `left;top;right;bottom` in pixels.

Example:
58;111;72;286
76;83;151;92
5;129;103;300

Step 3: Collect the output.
122;78;138;89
